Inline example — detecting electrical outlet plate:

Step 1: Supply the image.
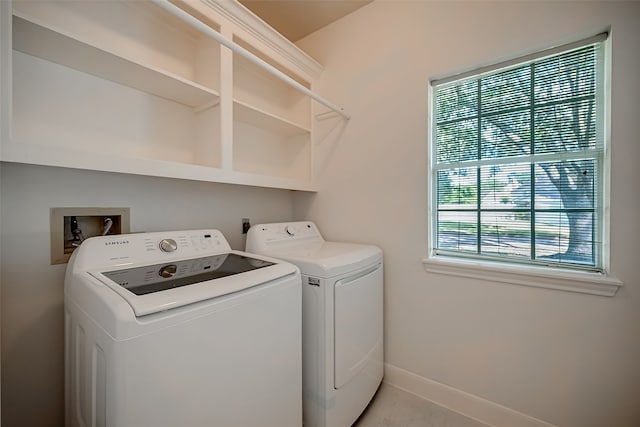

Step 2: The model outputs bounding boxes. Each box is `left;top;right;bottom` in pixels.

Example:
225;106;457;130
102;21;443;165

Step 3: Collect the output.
50;207;130;265
242;218;251;234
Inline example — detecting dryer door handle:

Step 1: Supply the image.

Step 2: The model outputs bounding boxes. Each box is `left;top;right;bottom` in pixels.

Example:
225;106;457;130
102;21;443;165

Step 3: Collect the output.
335;263;381;288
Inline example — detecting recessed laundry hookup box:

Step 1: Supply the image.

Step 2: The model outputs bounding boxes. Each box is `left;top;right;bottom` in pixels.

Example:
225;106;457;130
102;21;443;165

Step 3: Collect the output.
50;207;130;265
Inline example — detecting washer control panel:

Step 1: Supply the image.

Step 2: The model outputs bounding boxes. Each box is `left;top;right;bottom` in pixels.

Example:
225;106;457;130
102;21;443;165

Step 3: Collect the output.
76;230;233;270
143;231;227;255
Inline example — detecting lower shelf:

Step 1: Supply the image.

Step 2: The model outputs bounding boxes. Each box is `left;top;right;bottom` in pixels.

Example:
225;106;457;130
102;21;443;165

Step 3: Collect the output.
0;141;317;192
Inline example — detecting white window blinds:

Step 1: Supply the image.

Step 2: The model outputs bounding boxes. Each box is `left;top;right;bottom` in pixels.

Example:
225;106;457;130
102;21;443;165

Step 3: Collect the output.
430;34;608;272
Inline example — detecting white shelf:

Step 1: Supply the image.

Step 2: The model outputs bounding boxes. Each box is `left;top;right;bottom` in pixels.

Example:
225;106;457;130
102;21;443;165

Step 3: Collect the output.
1;140;317;191
234;100;310;136
232;43;311;129
12;13;219;108
233;101;311;182
2;1;321;192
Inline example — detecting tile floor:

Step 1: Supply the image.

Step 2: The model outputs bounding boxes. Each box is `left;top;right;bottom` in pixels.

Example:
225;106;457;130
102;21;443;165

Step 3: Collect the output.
353;383;489;427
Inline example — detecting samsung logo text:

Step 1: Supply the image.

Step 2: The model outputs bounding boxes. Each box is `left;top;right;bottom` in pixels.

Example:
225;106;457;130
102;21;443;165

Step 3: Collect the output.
105;240;130;246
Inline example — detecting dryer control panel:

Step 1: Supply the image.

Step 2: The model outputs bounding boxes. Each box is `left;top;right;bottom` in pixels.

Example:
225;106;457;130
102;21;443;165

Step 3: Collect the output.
246;221;323;252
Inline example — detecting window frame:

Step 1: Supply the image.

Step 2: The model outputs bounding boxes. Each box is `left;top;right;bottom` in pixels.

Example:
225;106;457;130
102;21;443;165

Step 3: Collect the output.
424;32;622;296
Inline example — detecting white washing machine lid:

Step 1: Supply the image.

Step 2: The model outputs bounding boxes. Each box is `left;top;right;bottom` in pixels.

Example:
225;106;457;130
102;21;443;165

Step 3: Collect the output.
261;241;381;278
65;229;299;317
87;251;298;316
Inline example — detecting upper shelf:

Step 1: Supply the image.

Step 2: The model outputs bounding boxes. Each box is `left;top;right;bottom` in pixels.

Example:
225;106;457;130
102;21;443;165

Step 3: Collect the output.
12;13;219;109
151;0;349;120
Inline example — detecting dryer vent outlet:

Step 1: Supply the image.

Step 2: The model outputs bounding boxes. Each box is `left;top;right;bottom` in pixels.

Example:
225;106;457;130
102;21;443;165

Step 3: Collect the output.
50;207;131;264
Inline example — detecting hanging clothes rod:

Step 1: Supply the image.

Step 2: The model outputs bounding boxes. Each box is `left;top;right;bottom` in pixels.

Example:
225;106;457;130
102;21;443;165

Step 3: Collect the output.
151;0;350;120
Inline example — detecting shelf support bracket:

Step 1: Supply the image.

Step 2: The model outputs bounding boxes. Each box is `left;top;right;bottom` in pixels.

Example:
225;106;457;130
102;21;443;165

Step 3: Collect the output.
193;99;221;113
151;0;350;120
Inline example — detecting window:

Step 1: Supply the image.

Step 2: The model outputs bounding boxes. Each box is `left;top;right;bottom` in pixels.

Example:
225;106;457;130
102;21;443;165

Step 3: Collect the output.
429;34;610;275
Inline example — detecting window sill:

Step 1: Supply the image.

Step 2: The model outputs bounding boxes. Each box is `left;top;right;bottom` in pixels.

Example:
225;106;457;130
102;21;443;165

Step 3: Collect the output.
422;256;622;297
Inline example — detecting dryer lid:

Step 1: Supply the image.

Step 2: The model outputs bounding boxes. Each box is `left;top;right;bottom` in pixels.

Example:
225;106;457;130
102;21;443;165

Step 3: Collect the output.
246;221;382;277
256;241;381;278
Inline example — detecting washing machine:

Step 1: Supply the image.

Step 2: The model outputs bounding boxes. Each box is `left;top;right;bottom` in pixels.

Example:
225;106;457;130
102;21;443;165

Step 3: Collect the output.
246;221;383;427
64;229;302;427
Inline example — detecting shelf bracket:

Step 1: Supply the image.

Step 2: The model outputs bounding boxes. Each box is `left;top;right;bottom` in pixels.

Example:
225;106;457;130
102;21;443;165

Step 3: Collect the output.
315;110;345;121
193;99;221;113
151;0;350;120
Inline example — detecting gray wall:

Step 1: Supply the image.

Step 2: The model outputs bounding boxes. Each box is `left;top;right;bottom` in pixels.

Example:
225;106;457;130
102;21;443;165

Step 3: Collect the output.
0;162;294;426
295;1;640;426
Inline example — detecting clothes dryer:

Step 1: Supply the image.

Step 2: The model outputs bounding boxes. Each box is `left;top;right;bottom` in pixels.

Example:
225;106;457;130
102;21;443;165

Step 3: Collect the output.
246;221;383;427
65;229;301;427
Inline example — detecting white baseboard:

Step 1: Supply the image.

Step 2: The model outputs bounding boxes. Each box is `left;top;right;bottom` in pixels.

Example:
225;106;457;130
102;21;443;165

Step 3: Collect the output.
383;363;557;427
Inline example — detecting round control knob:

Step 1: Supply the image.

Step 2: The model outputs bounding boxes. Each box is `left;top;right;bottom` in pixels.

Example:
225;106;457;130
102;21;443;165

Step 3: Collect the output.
159;238;178;253
285;225;296;236
158;264;177;278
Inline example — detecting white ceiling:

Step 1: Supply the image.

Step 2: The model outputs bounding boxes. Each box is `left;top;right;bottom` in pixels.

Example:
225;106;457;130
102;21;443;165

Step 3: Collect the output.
239;0;373;42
